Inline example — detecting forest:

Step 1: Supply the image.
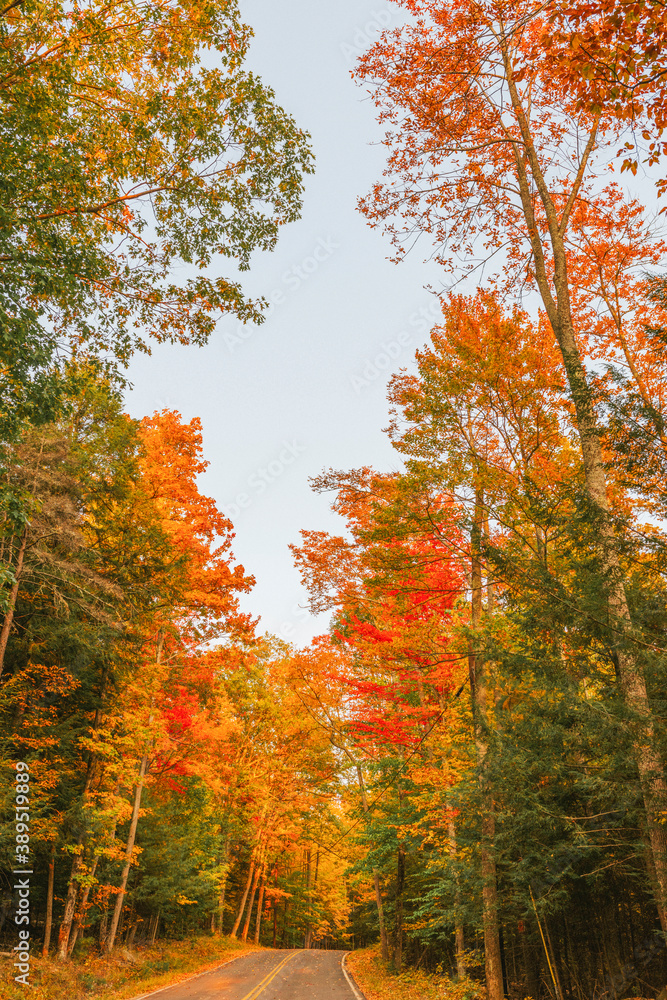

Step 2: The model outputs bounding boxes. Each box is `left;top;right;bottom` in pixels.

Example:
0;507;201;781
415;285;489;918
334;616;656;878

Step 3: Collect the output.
2;0;667;999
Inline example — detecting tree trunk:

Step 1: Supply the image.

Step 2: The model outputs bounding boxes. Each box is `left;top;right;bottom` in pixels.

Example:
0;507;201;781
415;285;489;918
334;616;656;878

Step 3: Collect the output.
273;902;277;948
470;489;504;1000
0;530;27;676
394;845;405;969
104;753;149;953
447;811;466;980
42;842;55;957
372;871;389;961
503;51;667;931
126;919;138;949
231;803;267;939
67;856;99;957
543;916;564;1000
253;876;266;944
356;764;389;960
552;298;667;931
481;808;503;1000
241;863;261;942
99;904;109;951
105;636;162;955
96;783;121;953
217;833;229;936
217;878;226;936
57;839;84;961
231;861;255;939
304;849;313;949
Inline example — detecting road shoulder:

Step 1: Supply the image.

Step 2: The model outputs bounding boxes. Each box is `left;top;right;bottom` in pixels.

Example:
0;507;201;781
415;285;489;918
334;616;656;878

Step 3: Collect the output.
342;952;368;1000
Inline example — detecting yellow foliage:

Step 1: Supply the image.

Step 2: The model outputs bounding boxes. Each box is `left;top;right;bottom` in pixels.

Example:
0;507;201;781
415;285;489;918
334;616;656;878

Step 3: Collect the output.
347;946;482;1000
0;934;259;1000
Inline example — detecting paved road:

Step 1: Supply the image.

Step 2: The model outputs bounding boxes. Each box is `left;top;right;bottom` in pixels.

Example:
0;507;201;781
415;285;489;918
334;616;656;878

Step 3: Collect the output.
135;949;361;1000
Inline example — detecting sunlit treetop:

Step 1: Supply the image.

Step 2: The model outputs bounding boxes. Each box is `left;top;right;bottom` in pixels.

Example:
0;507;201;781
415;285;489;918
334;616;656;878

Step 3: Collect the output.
0;0;314;435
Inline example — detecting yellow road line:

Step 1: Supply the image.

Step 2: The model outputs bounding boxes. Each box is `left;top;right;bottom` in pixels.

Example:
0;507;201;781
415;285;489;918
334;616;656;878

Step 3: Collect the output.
239;952;297;1000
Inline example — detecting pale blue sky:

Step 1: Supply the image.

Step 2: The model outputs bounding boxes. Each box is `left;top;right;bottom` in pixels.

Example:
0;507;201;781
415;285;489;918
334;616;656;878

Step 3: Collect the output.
124;2;661;648
125;1;443;646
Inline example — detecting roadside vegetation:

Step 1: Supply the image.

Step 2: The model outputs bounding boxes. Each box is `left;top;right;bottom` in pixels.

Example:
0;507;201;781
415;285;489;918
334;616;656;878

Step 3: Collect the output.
347;947;483;1000
0;935;259;1000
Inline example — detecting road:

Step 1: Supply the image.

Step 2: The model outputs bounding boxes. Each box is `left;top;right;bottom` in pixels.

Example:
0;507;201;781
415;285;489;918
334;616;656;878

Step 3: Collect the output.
134;949;363;1000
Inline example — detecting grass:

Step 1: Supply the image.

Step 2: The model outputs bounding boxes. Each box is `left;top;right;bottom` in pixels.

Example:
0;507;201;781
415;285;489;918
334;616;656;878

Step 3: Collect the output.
0;934;261;1000
346;946;483;1000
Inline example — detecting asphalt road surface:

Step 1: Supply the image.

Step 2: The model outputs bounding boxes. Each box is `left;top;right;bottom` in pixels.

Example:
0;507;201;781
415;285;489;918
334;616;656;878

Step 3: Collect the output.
134;950;362;1000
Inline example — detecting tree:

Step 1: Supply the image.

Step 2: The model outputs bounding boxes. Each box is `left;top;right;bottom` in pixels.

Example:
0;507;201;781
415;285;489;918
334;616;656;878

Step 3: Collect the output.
292;468;469;971
355;0;667;934
0;0;313;443
546;0;667;183
95;409;253;953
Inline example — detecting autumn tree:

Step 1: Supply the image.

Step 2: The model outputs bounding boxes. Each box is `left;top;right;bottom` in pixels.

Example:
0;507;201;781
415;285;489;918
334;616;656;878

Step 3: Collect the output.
355;0;667;939
546;0;667;182
292;467;469;969
0;0;313;448
94;409;254;954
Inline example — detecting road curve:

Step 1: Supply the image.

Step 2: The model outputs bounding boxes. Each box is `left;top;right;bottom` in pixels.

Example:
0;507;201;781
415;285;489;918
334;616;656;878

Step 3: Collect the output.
133;949;362;1000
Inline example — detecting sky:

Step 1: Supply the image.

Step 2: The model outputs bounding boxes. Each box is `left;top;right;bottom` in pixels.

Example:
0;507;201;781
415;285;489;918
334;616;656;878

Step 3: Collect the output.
125;1;444;647
122;1;662;648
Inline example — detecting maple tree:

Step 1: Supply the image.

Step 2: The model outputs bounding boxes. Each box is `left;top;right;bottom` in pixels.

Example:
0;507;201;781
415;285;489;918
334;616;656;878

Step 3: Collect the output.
289;281;667;991
545;0;667;177
0;390;354;966
292;466;470;971
354;0;667;951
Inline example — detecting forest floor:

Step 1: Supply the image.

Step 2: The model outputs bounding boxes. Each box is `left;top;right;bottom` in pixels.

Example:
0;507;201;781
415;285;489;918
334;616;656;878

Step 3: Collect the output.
346;946;483;1000
0;934;261;1000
